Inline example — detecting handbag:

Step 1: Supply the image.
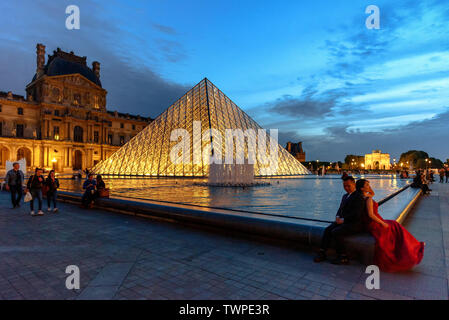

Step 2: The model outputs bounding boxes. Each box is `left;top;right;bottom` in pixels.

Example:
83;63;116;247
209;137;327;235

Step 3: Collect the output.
99;188;110;198
24;191;32;202
42;185;49;197
24;174;36;202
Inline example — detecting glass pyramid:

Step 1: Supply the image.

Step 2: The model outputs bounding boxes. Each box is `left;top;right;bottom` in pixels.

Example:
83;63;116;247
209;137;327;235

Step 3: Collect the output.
93;78;310;177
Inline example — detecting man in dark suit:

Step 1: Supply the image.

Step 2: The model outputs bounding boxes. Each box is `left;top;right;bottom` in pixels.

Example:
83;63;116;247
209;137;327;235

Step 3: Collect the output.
314;176;366;264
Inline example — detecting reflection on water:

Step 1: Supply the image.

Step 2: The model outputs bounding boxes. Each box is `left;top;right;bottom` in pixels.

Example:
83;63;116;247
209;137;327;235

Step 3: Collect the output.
60;175;409;222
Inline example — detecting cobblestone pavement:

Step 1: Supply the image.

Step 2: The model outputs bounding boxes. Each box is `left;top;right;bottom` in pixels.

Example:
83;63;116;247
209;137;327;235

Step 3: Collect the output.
0;183;448;300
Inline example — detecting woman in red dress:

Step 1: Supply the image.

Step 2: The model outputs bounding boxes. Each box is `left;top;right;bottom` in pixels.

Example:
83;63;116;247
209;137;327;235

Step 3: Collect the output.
356;179;425;272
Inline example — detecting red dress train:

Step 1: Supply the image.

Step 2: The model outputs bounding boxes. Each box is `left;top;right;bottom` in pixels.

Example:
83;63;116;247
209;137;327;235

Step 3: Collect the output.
367;201;425;272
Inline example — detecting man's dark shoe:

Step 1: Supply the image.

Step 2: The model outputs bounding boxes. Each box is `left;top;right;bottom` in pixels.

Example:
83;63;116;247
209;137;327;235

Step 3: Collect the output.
313;250;327;263
330;255;349;265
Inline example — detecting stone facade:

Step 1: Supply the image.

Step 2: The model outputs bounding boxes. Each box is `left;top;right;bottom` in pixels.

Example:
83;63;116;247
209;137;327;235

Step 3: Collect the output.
0;44;151;174
286;141;306;162
364;150;391;170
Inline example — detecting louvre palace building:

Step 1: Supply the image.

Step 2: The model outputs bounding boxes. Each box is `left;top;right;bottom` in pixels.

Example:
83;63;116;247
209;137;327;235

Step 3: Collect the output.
0;44;151;174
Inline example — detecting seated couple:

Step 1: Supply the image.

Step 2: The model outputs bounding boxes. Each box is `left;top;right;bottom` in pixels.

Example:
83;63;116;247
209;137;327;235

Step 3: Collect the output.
314;176;424;272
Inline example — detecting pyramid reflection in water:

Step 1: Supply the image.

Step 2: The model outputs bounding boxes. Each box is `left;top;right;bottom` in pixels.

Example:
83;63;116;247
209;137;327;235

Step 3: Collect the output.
92;78;310;177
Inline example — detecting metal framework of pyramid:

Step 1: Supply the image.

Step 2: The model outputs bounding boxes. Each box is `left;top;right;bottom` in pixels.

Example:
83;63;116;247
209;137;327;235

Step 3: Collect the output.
92;78;310;177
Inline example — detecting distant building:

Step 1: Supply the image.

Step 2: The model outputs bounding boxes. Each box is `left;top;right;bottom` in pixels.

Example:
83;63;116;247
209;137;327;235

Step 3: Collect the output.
0;44;151;173
365;150;391;170
286;141;306;162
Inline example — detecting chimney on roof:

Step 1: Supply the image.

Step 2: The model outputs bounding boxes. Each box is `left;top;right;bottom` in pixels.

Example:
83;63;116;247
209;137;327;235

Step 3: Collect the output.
92;61;100;79
36;43;46;78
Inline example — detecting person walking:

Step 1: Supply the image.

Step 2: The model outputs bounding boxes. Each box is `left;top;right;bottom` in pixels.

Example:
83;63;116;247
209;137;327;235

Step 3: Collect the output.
45;170;60;213
26;168;45;216
4;162;24;209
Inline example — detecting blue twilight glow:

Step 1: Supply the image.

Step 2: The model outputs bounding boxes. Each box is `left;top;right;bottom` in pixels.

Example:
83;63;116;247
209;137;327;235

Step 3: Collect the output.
0;0;448;161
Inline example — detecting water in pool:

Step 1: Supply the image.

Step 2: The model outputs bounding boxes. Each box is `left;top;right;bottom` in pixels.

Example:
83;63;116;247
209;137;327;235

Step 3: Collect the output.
59;175;410;222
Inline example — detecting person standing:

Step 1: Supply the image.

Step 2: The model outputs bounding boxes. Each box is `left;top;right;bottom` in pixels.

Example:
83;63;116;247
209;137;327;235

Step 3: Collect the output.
26;168;45;216
439;169;445;183
45;170;60;213
4;162;24;209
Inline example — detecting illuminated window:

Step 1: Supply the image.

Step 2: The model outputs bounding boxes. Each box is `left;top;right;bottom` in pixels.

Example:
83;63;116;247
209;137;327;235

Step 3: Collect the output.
94;96;99;109
73;93;81;106
53;126;60;140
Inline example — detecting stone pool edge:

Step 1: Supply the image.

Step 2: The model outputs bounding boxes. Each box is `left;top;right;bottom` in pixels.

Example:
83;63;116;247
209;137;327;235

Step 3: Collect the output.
56;185;421;250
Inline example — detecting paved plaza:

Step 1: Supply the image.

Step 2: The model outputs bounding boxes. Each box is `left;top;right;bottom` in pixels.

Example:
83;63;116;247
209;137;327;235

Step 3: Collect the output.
0;183;448;300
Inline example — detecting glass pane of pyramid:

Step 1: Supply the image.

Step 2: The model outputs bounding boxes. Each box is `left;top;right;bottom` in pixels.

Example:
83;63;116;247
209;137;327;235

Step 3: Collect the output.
92;78;310;176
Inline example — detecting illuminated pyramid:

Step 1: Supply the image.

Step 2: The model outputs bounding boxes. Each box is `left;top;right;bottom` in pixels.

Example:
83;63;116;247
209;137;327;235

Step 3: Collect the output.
93;78;310;177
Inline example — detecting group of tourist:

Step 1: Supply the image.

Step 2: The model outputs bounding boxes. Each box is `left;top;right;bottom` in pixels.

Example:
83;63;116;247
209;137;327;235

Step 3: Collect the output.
315;175;425;272
81;173;107;208
4;162;108;214
5;163;59;216
411;169;433;194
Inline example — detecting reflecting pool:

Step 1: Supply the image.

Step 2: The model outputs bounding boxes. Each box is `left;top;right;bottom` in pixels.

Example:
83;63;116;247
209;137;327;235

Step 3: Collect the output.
59;175;410;222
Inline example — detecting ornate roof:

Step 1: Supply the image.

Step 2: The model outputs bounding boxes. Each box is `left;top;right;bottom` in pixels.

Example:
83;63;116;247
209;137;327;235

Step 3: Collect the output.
32;48;102;87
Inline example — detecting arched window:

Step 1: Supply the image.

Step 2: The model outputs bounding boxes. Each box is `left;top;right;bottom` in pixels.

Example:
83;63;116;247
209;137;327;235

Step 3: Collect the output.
16;147;31;166
74;126;83;142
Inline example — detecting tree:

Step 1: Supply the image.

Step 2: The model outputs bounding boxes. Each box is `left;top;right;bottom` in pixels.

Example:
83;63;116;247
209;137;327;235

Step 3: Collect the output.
399;150;429;169
429;158;444;169
344;155;364;168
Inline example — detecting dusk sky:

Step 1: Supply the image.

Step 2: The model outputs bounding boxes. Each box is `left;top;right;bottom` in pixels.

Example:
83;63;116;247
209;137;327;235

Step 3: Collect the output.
1;0;448;162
